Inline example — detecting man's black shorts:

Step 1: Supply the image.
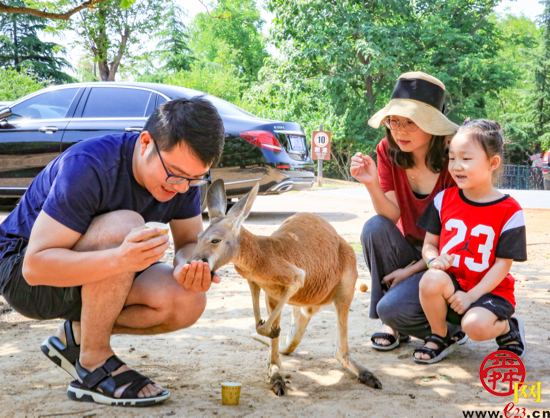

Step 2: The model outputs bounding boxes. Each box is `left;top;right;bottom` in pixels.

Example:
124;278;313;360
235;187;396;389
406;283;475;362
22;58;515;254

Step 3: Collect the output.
0;238;160;322
445;273;515;325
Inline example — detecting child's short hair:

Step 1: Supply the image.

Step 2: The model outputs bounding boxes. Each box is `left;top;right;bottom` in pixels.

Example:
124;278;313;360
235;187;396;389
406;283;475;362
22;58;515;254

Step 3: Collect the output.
455;119;504;160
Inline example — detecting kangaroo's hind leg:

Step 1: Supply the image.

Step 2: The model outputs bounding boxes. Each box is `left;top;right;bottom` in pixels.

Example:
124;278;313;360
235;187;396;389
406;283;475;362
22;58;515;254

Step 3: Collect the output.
265;295;286;396
280;305;319;354
252;305;320;355
333;269;383;389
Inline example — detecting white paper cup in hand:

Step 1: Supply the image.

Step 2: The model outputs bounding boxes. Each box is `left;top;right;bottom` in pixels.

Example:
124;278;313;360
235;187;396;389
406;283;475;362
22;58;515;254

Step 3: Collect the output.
144;222;170;240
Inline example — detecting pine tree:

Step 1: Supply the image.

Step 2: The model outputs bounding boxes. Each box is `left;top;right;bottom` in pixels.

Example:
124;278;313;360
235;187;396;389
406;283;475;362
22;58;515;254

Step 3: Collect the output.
155;4;194;73
0;0;72;83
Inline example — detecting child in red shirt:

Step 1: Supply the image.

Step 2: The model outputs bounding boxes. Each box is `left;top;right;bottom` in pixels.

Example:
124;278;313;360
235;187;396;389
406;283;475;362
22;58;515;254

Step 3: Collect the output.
415;120;527;363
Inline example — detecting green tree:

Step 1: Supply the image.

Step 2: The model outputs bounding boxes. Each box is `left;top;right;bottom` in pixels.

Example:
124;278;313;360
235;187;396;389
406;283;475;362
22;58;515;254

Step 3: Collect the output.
266;0;418;178
68;0;166;81
416;0;515;123
189;0;268;84
156;3;193;73
0;0;72;83
75;55;100;82
487;13;542;163
163;61;245;104
0;66;44;101
267;0;515;174
532;1;550;152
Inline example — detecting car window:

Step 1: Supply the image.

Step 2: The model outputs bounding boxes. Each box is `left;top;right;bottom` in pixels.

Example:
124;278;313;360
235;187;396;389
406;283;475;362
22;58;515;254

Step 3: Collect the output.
156;95;167;107
82;87;153;118
145;94;156;117
9;88;79;121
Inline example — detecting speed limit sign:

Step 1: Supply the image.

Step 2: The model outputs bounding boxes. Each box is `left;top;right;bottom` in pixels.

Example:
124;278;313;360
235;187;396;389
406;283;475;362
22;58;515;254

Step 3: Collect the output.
311;130;331;160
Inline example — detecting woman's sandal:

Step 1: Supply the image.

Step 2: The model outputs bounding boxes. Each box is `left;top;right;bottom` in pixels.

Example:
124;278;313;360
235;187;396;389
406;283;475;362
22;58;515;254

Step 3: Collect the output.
453;330;469;346
67;355;170;406
496;315;526;359
413;333;459;364
371;332;411;351
40;321;80;379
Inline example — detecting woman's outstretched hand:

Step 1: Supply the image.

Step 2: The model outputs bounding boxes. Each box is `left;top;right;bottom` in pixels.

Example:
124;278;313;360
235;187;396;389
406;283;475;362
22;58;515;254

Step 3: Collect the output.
350;152;378;186
382;268;410;292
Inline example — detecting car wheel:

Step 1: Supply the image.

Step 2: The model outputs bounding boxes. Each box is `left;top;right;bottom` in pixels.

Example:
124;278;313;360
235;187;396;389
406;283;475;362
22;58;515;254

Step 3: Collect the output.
545;179;550;190
0;197;20;211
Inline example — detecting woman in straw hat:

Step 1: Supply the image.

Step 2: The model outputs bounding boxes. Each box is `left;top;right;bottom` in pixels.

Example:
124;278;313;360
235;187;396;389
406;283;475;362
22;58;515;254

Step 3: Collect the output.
350;72;468;353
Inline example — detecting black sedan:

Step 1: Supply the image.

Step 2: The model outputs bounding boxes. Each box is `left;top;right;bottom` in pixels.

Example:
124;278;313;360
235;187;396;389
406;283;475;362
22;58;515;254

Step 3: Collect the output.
0;82;315;208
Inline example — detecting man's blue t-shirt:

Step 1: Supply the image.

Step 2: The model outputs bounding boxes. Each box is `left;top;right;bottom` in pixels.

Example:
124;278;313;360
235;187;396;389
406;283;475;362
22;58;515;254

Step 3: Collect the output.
0;133;201;259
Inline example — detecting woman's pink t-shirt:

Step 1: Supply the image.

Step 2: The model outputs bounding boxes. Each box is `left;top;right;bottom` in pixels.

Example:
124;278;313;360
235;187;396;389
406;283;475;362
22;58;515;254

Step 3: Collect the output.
376;137;456;246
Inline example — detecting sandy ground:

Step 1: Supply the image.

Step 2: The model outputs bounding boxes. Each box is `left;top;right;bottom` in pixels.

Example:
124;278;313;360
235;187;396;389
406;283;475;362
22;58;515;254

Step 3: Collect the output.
1;184;550;417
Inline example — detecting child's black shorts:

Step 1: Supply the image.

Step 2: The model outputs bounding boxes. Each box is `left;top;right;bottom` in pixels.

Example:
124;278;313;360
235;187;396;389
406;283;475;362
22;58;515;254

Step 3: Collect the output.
0;238;160;322
445;273;515;325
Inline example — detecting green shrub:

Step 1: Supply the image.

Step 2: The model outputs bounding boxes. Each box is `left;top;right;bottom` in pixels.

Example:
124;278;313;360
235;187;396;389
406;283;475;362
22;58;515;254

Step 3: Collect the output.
163;61;245;104
0;67;44;102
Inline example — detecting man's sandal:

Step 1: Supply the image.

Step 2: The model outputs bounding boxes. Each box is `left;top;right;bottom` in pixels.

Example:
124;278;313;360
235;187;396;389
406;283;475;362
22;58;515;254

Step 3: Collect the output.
413;333;459;364
67;355;170;406
40;321;80;379
371;332;411;351
496;315;526;359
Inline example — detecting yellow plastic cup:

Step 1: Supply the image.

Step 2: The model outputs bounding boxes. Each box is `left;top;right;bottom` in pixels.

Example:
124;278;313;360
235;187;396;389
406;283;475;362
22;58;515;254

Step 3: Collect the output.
221;382;241;405
144;222;170;240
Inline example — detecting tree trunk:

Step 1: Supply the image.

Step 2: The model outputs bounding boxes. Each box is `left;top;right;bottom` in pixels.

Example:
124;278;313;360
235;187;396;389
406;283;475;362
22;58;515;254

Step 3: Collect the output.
98;61;110;81
0;0;111;21
93;7;111;81
357;51;376;104
13;18;19;67
107;26;130;81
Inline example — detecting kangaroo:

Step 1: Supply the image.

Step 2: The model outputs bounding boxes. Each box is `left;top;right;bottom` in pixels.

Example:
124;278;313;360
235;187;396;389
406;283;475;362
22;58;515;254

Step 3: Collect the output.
190;179;382;396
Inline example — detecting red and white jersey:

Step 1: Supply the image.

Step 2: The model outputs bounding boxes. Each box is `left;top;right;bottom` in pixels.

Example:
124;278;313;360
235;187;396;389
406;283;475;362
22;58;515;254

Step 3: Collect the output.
418;187;527;307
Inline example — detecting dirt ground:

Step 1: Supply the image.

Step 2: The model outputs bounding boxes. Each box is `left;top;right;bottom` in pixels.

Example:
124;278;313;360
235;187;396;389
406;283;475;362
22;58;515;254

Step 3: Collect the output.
1;184;550;418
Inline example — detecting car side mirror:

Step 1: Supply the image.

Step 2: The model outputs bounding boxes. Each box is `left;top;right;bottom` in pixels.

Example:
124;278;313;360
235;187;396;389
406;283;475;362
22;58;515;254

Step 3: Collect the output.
0;107;12;120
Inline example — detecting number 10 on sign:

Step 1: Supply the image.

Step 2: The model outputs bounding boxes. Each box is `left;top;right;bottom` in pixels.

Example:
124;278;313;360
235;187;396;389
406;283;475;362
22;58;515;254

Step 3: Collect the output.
311;130;331;161
311;129;331;187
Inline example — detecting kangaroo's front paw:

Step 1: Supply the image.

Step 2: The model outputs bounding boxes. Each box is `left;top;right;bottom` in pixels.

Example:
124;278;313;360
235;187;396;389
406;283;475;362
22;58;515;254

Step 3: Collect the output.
270;372;285;396
358;370;383;389
258;323;281;339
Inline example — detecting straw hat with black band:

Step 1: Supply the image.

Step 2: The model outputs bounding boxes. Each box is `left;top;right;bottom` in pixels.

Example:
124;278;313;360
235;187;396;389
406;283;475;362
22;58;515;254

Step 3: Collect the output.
368;72;458;136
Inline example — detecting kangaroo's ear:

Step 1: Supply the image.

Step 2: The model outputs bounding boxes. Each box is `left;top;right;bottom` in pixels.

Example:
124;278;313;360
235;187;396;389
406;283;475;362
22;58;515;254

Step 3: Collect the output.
226;182;259;230
207;179;227;220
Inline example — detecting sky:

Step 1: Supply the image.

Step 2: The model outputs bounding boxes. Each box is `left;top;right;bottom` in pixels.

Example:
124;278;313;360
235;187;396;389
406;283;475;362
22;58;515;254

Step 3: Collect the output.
43;0;546;78
496;0;545;18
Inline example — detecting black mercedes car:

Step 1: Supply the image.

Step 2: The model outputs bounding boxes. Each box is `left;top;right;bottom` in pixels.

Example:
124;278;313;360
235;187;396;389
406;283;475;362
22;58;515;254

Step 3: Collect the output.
0;82;314;208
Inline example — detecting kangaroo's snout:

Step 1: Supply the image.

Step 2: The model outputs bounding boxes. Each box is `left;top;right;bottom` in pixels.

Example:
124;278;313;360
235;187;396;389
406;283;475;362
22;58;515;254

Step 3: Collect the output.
187;257;209;263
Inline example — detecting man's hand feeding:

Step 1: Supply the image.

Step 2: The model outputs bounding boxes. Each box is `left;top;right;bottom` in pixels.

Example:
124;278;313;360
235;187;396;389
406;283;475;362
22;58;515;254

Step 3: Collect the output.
173;260;221;293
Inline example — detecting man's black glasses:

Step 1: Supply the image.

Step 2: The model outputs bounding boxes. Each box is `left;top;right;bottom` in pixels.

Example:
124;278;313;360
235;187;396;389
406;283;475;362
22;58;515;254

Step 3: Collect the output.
152;138;210;186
